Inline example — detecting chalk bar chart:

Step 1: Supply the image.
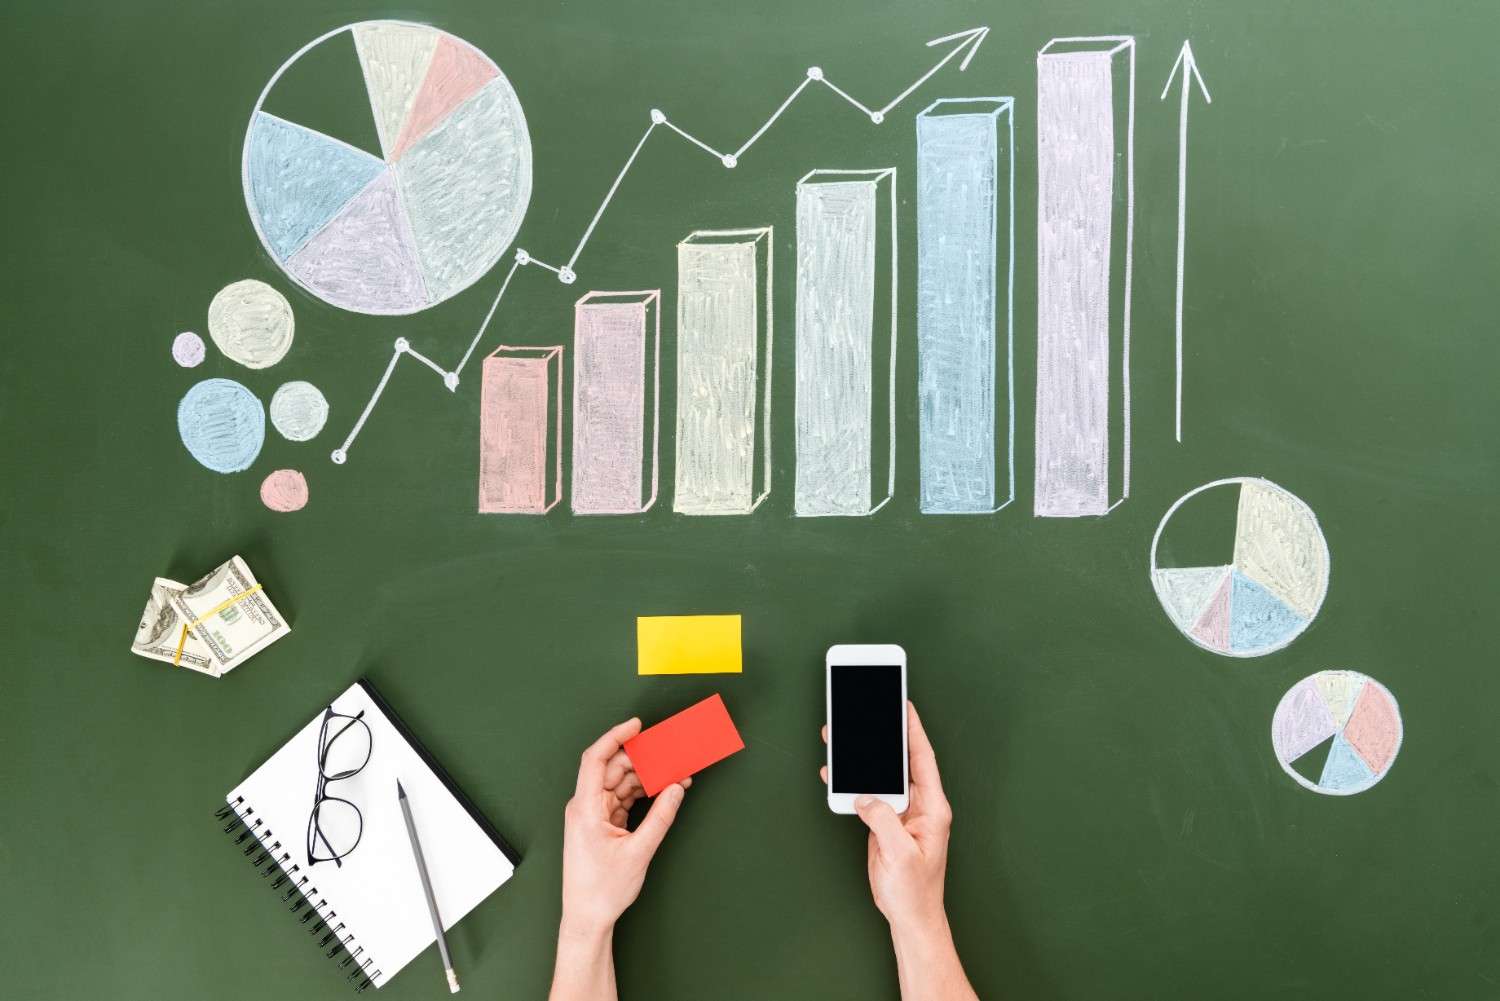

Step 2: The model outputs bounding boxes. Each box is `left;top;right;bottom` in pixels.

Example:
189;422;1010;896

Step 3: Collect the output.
794;169;897;517
1149;477;1329;657
916;98;1014;514
244;21;532;315
675;229;774;516
571;291;660;515
1034;37;1135;517
479;346;563;513
1272;671;1402;795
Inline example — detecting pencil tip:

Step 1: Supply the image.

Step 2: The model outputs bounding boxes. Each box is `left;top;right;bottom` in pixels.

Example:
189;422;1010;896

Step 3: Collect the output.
397;778;406;798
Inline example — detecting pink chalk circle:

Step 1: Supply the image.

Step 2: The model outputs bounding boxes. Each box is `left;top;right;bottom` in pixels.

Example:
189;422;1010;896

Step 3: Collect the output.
172;331;206;367
259;469;309;512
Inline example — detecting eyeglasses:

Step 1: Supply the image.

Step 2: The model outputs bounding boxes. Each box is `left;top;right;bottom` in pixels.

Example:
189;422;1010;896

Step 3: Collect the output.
306;706;372;868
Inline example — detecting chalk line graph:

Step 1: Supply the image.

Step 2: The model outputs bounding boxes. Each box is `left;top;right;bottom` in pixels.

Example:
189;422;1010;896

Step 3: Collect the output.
1160;40;1211;444
330;25;991;464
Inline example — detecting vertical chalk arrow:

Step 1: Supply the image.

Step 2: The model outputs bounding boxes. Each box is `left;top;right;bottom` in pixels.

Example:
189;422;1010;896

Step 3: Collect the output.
1160;40;1211;443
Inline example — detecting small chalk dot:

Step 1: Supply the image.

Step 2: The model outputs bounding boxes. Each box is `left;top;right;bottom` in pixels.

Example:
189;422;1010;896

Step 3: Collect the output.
721;154;738;169
558;267;577;285
870;111;885;125
394;337;409;352
330;449;347;465
649;108;666;124
515;248;531;264
807;67;823;80
443;372;459;391
172;331;206;368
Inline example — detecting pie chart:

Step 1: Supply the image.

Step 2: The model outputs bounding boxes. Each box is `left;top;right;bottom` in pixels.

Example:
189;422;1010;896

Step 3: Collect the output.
1150;477;1329;657
242;21;532;315
1271;670;1402;795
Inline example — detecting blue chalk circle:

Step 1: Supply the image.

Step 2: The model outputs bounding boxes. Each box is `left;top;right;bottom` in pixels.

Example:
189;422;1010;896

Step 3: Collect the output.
178;378;265;473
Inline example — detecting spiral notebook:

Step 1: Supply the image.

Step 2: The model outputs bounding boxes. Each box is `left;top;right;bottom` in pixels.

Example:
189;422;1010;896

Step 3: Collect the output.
220;679;520;991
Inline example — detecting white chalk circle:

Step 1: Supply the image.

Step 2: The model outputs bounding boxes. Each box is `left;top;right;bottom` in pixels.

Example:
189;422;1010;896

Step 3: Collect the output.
172;331;206;367
269;381;329;441
178;378;265;473
208;279;295;369
242;21;533;315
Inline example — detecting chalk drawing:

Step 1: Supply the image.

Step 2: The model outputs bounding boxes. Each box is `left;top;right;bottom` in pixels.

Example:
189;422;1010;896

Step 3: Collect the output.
916;98;1013;514
478;345;563;514
269;381;330;442
795;169;897;517
244;21;531;316
172;332;206;368
207;279;295;370
675;228;773;515
1272;671;1402;796
1160;41;1211;443
260;469;310;512
178;379;266;474
286;169;429;314
331;26;988;464
1150;477;1329;657
571;291;660;515
1034;36;1135;518
352;21;439;160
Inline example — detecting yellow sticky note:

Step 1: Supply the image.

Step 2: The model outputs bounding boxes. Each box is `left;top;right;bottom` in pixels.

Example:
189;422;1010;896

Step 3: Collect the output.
637;615;743;675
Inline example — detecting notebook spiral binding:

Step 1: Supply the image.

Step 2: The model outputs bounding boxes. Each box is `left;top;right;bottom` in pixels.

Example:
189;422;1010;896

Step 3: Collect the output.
217;797;383;992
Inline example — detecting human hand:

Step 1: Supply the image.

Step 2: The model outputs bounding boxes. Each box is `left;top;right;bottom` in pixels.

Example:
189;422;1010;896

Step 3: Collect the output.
560;718;688;936
820;702;954;933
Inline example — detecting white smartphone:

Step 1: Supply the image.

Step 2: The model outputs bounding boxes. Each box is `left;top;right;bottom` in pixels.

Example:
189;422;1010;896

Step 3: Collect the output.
826;644;909;814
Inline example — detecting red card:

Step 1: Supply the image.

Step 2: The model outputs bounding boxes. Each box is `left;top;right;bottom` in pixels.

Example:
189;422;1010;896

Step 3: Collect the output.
624;694;746;796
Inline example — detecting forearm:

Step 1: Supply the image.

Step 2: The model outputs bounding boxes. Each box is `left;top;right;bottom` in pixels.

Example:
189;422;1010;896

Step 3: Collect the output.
890;912;979;1001
547;918;617;1001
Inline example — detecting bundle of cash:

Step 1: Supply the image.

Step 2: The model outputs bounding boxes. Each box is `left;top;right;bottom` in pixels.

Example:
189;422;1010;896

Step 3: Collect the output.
132;555;290;677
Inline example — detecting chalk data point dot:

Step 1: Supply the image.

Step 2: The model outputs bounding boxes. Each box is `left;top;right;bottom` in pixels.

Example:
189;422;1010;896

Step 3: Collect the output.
443;372;459;391
649;108;666;124
870;111;885;125
558;267;577;285
394;337;410;353
330;449;347;465
807;66;823;80
721;154;738;169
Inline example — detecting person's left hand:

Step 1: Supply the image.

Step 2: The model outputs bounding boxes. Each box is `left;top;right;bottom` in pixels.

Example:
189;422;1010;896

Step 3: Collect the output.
559;718;689;936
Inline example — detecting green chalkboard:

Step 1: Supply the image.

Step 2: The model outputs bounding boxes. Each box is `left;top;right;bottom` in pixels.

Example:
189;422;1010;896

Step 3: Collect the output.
2;1;1498;999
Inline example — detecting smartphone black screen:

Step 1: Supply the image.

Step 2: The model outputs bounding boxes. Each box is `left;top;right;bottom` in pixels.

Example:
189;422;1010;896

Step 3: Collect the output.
830;664;904;794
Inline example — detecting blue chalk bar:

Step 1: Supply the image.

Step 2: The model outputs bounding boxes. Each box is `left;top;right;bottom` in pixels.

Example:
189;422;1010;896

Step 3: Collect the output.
246;112;385;262
916;98;1013;514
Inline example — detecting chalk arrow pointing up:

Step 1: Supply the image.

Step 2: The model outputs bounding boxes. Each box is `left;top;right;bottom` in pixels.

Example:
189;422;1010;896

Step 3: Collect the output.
1161;40;1212;444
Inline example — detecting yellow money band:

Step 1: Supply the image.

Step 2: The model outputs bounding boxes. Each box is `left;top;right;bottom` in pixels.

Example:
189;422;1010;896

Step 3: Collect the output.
172;583;265;668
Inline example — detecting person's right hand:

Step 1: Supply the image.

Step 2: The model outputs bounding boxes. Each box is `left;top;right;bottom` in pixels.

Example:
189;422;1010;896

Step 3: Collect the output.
820;701;954;932
560;718;688;936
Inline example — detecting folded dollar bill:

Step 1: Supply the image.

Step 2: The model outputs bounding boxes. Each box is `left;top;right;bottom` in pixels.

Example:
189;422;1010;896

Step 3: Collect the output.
132;555;290;677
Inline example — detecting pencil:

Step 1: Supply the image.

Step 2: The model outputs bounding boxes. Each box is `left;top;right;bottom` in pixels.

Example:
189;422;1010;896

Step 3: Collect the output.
397;779;460;993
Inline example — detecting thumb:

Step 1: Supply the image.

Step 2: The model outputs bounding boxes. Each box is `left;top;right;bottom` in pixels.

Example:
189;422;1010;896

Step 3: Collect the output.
854;796;910;857
631;783;686;857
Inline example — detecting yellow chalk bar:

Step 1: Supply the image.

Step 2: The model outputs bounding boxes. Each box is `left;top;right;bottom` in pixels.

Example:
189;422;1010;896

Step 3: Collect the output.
637;615;743;675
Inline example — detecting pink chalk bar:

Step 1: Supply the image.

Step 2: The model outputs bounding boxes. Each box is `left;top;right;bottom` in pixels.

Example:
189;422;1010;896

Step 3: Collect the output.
391;33;499;160
571;291;660;514
1343;679;1402;775
260;469;309;512
1190;571;1233;652
479;345;563;514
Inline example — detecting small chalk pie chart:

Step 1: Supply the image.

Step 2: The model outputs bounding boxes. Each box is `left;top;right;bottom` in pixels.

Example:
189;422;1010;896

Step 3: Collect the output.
1150;477;1329;657
243;21;532;315
1272;671;1402;795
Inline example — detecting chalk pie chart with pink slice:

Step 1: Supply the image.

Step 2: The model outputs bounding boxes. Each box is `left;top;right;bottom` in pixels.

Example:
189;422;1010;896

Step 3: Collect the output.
1271;671;1402;795
1150;477;1330;657
242;21;532;315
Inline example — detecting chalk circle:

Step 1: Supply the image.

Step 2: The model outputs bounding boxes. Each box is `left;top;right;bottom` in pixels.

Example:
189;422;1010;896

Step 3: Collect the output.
260;469;310;512
178;378;265;473
1272;670;1402;796
208;279;295;369
269;381;329;441
172;331;206;367
243;21;532;315
1149;477;1329;658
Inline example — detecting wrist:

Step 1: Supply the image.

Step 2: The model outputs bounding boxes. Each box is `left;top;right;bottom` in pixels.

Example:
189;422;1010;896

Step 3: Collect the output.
558;911;616;946
888;906;953;951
